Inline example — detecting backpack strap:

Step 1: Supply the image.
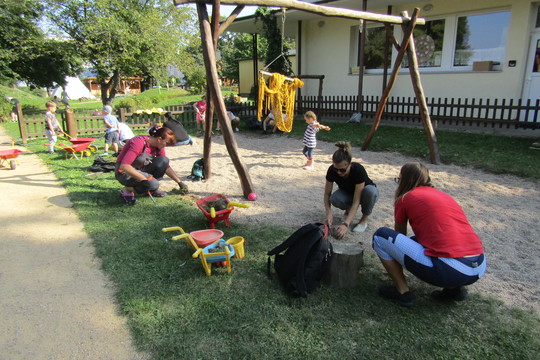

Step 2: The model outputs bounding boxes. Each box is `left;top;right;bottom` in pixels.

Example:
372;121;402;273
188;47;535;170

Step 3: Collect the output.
267;223;318;256
313;222;329;239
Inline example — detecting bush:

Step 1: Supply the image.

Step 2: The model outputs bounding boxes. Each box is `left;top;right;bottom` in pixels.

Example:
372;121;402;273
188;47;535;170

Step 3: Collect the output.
114;97;138;112
184;66;206;94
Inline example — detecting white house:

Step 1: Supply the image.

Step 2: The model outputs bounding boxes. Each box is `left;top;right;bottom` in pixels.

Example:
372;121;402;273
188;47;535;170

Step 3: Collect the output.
227;0;540;104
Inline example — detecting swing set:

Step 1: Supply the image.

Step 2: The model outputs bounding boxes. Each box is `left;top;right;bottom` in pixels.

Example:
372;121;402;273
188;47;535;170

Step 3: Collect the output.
173;0;440;200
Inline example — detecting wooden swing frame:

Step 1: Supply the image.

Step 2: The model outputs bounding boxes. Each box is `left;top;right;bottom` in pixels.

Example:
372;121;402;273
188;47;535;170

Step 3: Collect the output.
173;0;439;199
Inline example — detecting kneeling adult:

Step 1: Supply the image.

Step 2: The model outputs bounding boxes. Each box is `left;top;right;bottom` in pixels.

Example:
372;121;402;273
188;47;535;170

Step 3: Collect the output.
115;126;188;205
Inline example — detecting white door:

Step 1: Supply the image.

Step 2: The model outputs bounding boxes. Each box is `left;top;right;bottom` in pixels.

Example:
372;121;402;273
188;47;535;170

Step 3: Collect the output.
522;33;540;121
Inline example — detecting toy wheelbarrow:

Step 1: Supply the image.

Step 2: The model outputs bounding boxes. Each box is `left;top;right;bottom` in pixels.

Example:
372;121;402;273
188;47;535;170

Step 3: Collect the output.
192;239;235;276
59;130;99;152
0;148;23;170
196;194;249;229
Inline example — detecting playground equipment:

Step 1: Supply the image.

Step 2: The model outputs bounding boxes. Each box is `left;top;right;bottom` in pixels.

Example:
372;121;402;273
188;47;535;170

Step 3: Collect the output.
196;194;249;229
162;226;246;275
0;148;22;170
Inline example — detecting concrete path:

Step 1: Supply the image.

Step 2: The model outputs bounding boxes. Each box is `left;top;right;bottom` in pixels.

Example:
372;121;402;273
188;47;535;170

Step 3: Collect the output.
0;127;147;360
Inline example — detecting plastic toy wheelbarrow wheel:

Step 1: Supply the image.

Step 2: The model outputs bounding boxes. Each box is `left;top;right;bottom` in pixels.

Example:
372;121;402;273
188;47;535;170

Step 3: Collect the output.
88;145;98;152
9;160;16;170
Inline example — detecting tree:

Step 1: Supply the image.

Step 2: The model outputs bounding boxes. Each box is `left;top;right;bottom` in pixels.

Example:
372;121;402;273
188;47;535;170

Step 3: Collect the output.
43;0;198;104
254;7;293;76
0;0;82;87
219;32;268;84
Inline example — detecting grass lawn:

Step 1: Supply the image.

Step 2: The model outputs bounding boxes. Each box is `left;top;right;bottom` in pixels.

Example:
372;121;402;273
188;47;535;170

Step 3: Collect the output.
2;89;540;359
3;116;539;359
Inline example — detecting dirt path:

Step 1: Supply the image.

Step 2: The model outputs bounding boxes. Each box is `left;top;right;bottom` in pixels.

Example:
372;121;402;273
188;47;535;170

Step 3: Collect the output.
0;127;147;360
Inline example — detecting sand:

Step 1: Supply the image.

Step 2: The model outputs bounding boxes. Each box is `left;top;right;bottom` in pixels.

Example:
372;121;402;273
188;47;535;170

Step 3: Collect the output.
161;131;540;312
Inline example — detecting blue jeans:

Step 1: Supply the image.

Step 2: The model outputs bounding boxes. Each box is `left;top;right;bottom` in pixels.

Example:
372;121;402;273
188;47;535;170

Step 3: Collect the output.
330;185;379;216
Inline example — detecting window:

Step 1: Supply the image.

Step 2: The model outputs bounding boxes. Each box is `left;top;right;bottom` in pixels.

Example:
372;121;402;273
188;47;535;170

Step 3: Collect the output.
453;11;510;67
403;19;445;68
349;25;391;72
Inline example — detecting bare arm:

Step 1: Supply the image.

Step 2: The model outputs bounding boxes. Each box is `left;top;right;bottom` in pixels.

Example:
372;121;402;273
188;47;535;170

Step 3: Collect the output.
119;163;147;182
395;221;407;236
323;180;334;226
165;166;183;184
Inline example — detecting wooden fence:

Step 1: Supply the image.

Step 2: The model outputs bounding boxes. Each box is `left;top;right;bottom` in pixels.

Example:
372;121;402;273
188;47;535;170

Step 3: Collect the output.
14;95;539;142
298;95;540;129
16;101;258;143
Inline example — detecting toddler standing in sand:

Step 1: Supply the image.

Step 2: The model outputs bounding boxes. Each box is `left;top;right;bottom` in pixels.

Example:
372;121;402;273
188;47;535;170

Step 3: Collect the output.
302;111;330;170
44;100;63;153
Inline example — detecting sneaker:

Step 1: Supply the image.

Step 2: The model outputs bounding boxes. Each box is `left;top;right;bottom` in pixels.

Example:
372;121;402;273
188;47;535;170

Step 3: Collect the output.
431;287;469;301
234;127;239;132
379;286;415;307
119;190;137;205
113;152;120;157
303;165;314;170
352;222;368;233
100;152;109;157
148;190;166;198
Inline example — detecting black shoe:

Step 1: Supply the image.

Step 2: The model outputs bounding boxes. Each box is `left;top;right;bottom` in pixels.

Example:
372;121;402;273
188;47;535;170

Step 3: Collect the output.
431;287;469;302
379;286;415;307
113;151;120;157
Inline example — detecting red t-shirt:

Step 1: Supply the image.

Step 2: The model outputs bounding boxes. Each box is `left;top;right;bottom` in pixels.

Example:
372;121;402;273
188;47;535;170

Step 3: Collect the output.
394;186;483;258
116;135;166;165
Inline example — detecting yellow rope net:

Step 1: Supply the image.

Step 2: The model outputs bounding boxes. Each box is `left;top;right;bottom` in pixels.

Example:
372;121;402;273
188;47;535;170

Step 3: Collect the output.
257;73;304;133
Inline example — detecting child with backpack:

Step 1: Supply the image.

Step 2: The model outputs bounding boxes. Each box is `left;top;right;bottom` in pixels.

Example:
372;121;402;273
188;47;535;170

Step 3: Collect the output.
302;111;330;170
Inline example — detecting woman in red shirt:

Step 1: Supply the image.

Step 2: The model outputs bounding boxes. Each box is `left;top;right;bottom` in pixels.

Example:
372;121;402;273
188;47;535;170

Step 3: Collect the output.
115;126;188;205
372;162;486;307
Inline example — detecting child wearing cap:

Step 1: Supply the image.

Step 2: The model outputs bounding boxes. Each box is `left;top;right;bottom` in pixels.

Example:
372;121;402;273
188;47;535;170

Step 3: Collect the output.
101;105;120;156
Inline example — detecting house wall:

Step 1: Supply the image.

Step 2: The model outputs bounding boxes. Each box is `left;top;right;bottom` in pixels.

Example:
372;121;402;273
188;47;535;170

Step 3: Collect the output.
298;0;536;101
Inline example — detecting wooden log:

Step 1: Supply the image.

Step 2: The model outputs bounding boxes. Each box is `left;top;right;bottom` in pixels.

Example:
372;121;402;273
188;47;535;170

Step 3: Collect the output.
361;8;419;151
402;10;440;165
324;242;364;289
175;0;425;25
197;3;255;197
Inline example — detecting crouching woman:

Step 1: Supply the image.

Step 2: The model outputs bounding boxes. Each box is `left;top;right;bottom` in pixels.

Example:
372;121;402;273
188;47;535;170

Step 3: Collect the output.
372;162;486;307
115;126;188;205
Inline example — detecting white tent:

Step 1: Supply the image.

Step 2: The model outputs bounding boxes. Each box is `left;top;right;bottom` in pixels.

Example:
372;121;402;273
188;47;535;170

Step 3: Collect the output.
51;76;95;100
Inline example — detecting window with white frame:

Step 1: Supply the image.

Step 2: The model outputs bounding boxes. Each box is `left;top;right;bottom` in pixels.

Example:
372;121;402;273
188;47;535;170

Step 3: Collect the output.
453;11;510;67
349;9;510;73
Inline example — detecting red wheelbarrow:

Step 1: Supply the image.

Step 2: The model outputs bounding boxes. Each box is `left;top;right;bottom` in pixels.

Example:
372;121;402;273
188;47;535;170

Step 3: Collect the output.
0;148;23;170
196;194;249;229
59;131;99;153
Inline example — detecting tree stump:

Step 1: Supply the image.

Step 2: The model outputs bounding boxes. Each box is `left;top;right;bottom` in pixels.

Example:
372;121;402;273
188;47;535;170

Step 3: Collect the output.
324;242;364;288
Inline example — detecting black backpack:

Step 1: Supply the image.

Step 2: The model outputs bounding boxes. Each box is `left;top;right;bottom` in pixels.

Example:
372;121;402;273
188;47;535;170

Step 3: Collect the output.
267;223;333;297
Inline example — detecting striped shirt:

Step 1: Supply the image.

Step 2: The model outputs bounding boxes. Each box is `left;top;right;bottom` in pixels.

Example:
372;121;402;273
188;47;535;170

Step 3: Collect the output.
303;122;320;148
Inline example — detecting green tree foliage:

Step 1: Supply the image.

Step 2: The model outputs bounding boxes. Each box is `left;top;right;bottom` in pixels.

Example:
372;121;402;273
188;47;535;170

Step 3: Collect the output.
219;32;269;84
43;0;198;105
255;7;293;75
0;0;82;87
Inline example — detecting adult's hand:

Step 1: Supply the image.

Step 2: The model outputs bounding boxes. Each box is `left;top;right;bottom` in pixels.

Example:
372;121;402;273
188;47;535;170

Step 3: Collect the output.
178;181;188;194
334;223;348;239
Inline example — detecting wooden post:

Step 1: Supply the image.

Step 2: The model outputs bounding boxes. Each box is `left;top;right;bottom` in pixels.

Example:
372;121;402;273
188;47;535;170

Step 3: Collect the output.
196;2;255;197
324;242;364;288
361;8;420;151
65;109;77;138
119;108;126;123
16;103;27;144
402;11;441;165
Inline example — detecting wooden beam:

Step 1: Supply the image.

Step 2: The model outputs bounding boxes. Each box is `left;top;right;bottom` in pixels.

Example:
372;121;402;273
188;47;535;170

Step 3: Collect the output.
402;11;440;165
361;8;420;151
219;5;245;35
196;2;255;197
174;0;425;25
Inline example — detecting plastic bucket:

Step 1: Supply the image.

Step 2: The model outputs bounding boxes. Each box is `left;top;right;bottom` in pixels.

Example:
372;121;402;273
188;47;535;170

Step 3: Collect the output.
226;236;245;259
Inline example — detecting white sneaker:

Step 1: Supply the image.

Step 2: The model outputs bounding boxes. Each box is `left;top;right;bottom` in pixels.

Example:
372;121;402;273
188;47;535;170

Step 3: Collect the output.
303;165;314;170
352;223;368;233
100;152;108;156
235;127;239;132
